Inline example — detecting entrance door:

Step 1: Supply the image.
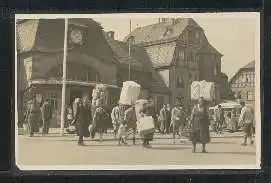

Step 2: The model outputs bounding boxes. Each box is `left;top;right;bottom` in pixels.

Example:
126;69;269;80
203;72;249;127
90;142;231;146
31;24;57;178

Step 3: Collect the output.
70;89;82;106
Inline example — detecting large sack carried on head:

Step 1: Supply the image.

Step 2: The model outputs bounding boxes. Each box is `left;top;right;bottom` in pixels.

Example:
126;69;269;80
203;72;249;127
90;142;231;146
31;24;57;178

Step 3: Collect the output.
199;80;215;101
92;84;109;105
119;81;141;105
135;99;149;121
191;81;201;100
137;116;155;135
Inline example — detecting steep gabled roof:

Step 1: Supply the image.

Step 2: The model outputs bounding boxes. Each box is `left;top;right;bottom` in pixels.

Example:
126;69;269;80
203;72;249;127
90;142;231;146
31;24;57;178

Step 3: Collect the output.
198;43;223;56
123;18;202;45
16;19;117;65
229;60;255;84
104;34;148;72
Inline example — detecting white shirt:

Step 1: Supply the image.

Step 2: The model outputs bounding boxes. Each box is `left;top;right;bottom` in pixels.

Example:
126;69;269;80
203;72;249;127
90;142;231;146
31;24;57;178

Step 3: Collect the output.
238;106;254;124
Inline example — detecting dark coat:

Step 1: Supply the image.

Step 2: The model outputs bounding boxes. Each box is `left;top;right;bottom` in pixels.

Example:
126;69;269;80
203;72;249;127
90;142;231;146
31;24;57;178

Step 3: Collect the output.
189;104;210;143
76;104;90;137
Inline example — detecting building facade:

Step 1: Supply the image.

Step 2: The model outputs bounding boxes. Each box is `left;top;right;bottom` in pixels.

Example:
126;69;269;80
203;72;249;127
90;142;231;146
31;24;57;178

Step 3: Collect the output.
124;18;230;111
17;19;120;126
104;31;171;113
229;60;255;107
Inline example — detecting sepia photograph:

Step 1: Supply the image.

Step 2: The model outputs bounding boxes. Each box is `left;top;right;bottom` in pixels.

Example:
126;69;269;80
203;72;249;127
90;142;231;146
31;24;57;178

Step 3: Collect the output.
15;13;261;170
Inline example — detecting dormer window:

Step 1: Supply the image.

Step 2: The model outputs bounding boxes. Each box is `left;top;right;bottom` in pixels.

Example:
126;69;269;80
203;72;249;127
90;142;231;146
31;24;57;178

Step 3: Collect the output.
164;28;173;36
195;31;200;39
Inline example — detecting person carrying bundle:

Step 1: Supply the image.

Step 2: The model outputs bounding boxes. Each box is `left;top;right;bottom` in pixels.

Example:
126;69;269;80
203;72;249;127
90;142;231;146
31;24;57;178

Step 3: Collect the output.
138;99;155;148
124;105;137;145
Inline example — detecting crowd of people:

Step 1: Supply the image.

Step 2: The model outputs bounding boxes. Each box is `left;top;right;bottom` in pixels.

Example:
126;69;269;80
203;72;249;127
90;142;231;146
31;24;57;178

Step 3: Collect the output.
22;95;255;152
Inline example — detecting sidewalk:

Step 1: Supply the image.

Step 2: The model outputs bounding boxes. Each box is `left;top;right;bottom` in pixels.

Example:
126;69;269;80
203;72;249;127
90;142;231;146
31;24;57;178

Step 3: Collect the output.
18;128;244;139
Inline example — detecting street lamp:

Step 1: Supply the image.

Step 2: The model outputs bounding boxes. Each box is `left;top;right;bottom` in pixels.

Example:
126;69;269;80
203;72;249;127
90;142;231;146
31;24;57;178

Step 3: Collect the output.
127;35;134;80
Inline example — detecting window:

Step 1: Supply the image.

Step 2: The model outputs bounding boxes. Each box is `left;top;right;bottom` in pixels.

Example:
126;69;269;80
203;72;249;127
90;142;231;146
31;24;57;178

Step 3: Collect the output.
164;28;173;36
49;92;58;109
247;91;253;101
195;31;200;39
179;49;185;61
213;67;217;76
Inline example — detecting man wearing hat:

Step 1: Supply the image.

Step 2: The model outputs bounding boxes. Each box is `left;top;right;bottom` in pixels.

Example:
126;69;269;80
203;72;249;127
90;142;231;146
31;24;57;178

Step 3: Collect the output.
41;99;52;135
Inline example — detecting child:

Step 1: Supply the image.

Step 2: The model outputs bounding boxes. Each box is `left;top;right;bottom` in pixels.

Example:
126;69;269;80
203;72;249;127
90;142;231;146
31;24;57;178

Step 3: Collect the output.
118;123;127;145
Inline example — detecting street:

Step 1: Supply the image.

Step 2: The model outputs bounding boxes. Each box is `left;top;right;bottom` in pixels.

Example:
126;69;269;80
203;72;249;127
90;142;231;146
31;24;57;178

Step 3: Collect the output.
16;133;256;167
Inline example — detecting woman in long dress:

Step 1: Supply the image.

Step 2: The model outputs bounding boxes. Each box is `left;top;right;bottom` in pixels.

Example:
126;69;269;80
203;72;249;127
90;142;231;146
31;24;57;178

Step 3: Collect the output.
189;97;210;153
92;99;110;141
139;101;155;148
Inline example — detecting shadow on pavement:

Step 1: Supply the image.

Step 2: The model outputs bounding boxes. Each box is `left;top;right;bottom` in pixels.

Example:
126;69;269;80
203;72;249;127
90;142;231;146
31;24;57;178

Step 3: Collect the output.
210;141;237;144
205;151;255;155
150;146;191;151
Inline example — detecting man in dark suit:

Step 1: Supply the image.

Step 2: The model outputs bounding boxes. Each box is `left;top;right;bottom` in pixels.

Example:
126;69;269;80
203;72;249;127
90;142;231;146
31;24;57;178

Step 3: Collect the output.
41;99;52;135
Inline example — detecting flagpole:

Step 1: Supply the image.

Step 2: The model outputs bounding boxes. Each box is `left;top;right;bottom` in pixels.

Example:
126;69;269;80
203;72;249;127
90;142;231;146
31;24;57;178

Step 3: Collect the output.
128;19;131;80
60;18;68;136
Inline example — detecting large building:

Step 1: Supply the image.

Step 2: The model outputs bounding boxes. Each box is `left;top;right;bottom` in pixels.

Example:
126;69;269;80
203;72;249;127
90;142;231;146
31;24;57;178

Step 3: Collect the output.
229;60;255;106
16;19;122;126
104;31;171;112
124;18;230;110
16;19;170;126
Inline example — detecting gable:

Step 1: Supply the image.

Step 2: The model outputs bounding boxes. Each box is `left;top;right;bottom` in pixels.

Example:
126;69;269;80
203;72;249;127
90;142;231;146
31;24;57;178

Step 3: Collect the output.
145;42;177;68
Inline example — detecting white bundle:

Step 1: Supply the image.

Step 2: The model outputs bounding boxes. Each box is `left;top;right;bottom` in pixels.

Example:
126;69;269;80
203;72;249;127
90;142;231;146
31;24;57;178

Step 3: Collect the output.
191;81;201;100
135;99;149;121
191;80;215;101
119;81;141;105
199;80;215;101
137;116;155;135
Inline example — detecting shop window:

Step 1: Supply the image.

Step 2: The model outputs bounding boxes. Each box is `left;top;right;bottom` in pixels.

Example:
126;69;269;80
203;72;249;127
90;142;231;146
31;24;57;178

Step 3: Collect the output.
49;92;58;109
176;77;184;88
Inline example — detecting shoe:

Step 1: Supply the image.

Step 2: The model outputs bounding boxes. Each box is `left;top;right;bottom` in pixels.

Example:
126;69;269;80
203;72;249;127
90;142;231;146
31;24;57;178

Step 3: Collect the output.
250;140;254;145
241;143;247;146
201;149;207;153
78;142;85;146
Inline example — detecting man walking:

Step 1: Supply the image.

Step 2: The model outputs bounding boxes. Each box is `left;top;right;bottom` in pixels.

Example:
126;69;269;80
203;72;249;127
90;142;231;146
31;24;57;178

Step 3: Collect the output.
159;104;167;134
41;99;52;135
215;105;224;134
238;101;254;146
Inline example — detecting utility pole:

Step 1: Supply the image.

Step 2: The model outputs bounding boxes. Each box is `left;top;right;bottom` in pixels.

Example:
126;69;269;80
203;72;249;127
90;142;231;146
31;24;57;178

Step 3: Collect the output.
60;18;68;136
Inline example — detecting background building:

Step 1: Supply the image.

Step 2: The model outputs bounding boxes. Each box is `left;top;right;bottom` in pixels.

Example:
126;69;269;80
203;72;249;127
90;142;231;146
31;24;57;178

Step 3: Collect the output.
124;18;230;111
104;31;171;112
229;60;255;107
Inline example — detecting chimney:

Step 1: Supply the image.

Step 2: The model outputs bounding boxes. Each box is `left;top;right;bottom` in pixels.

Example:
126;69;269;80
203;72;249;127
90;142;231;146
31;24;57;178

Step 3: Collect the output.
107;31;115;40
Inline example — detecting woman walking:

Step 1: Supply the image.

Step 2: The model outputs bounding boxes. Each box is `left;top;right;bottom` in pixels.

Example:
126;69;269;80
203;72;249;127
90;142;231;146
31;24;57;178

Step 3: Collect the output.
92;99;109;141
139;100;155;148
189;97;210;153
